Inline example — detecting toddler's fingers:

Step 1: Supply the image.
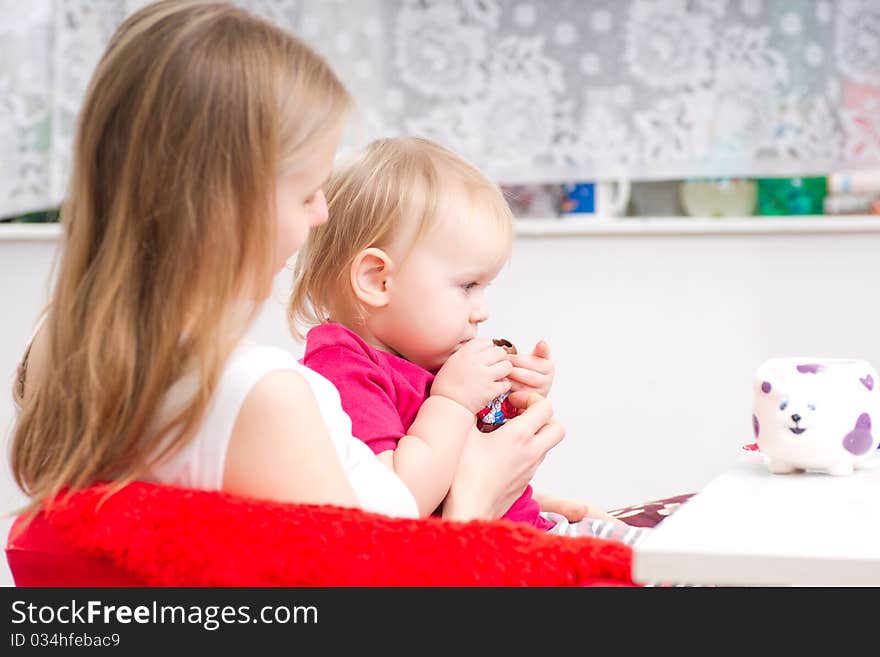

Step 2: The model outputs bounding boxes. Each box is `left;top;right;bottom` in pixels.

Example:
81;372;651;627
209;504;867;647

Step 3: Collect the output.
474;344;511;366
531;340;551;359
487;345;513;364
508;366;544;388
460;337;494;354
490;379;511;400
508;354;553;373
489;359;513;380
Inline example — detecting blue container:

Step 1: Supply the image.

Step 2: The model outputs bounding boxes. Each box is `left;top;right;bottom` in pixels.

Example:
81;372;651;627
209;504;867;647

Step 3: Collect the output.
561;183;595;214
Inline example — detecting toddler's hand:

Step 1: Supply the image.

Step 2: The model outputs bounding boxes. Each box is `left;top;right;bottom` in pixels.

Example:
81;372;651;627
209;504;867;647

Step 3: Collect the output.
431;338;513;414
507;340;555;398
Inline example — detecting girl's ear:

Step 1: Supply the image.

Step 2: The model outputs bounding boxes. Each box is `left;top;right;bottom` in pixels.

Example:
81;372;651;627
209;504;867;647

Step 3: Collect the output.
350;247;393;308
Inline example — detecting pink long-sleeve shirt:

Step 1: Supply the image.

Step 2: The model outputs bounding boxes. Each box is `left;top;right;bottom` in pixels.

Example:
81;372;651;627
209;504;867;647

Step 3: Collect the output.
302;322;553;530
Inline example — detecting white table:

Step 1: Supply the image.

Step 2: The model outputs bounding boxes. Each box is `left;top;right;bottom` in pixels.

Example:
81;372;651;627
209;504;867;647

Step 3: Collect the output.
632;452;880;586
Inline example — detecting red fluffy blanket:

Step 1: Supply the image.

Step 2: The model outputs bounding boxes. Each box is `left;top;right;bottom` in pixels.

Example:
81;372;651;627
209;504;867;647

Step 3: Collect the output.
6;482;634;587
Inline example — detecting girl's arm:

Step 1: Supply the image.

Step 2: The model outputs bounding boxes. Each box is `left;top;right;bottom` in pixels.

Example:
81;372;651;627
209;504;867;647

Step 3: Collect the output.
224;369;361;508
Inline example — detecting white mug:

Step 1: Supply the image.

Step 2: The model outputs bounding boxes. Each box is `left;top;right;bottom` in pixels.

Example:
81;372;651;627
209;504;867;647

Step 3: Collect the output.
595;179;631;218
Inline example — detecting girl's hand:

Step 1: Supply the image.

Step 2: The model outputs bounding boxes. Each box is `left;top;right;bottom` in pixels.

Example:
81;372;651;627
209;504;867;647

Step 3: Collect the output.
507;340;555;398
431;338;513;413
442;391;565;521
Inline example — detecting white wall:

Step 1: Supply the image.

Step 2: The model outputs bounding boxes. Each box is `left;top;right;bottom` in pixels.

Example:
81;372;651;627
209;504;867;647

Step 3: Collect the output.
495;230;880;509
3;226;880;585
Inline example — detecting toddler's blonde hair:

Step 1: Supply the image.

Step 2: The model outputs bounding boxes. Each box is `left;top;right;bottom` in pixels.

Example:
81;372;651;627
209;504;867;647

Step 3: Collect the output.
289;136;514;337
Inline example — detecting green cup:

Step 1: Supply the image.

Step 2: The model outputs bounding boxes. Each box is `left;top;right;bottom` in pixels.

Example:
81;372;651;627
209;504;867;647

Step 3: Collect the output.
756;177;827;216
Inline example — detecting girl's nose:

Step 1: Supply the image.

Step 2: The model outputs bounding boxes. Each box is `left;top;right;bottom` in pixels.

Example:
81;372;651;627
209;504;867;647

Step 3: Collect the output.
311;189;328;226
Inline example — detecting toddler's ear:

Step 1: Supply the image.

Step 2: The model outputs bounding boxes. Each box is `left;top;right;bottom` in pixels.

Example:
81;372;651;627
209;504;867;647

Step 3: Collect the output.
350;247;393;308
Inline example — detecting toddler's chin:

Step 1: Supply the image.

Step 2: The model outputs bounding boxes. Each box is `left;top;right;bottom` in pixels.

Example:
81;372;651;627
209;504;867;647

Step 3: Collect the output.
426;359;445;373
422;354;450;373
415;345;462;372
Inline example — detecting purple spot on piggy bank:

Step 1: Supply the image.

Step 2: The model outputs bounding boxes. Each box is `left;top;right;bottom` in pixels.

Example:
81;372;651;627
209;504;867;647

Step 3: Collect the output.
843;414;873;455
796;363;824;374
861;375;874;391
753;414;760;437
761;381;772;393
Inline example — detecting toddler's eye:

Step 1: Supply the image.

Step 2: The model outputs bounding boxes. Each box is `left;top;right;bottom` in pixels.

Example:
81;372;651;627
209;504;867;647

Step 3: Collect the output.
462;282;478;292
807;403;816;411
779;400;788;410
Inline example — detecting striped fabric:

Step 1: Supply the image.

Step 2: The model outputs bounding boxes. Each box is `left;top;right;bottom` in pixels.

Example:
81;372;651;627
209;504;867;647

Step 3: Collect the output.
542;513;700;587
543;513;647;546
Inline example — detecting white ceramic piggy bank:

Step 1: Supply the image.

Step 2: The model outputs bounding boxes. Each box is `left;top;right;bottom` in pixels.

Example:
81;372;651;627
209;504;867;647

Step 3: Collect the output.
752;357;880;475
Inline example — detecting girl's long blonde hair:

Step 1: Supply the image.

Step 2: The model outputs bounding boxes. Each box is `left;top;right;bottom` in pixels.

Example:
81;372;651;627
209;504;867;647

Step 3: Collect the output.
10;0;351;511
289;136;514;338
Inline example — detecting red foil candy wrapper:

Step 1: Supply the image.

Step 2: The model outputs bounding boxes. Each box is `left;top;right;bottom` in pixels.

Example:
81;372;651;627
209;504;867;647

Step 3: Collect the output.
477;339;519;433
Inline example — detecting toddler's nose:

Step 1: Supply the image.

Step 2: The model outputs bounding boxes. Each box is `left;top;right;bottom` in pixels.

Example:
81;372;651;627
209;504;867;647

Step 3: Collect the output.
469;300;489;324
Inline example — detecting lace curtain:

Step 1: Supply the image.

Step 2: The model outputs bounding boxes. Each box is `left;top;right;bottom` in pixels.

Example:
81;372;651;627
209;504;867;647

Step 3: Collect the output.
3;0;880;217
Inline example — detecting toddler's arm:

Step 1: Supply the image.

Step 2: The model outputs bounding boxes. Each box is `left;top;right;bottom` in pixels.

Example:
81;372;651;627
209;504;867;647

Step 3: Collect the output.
383;338;512;516
378;395;474;515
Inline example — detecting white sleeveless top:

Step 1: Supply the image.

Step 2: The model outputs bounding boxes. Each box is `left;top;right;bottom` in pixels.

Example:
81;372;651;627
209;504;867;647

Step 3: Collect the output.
144;340;419;519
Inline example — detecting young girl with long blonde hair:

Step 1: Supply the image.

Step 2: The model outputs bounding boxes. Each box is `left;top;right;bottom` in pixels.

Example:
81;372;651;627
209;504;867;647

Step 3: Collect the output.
10;1;562;528
10;0;416;519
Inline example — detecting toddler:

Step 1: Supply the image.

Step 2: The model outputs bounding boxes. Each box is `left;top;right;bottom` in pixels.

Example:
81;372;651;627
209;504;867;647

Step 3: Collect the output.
290;136;643;543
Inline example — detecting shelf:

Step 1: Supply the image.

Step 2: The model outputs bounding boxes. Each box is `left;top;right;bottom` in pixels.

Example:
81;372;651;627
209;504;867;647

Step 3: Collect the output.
3;216;880;242
514;215;880;236
0;223;62;241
